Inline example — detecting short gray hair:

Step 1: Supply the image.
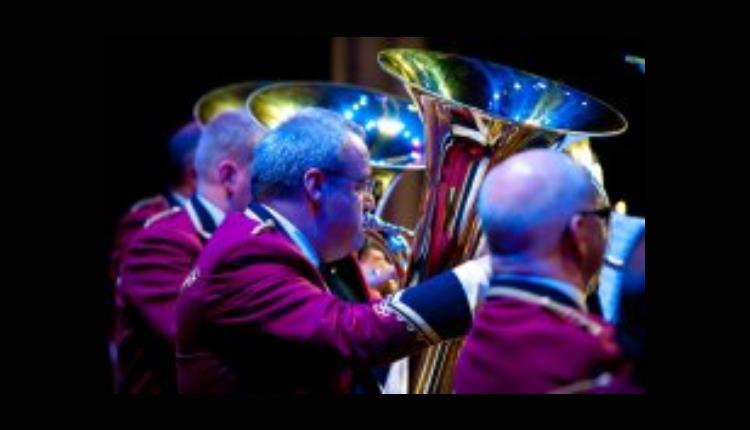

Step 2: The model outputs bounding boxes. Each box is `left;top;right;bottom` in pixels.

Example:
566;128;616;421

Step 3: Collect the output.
251;107;365;201
194;111;264;179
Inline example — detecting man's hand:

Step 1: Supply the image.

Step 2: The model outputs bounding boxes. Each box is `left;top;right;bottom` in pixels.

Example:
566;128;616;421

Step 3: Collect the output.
359;247;399;296
453;254;492;314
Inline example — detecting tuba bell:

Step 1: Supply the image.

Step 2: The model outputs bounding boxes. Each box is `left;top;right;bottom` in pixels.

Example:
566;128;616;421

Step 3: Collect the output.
378;48;628;393
193;81;271;127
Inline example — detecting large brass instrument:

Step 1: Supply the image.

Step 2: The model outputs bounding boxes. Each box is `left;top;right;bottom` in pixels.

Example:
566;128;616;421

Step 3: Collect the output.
193;81;270;127
378;48;628;393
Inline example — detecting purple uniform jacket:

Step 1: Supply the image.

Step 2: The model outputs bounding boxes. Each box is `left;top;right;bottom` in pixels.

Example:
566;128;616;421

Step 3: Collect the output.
454;280;624;394
176;209;470;394
114;196;214;394
111;194;175;280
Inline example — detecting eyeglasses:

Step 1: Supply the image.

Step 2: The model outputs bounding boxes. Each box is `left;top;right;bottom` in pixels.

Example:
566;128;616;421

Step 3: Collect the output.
579;206;613;222
320;168;374;195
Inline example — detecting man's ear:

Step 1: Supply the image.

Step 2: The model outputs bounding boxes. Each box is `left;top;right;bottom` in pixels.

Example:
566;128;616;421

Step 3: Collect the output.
217;160;239;190
567;214;592;261
184;153;197;183
185;166;198;188
303;169;325;205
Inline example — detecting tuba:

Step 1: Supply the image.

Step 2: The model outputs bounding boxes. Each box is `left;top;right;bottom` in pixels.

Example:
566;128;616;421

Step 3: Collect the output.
378;48;628;393
193;81;271;127
246;81;426;286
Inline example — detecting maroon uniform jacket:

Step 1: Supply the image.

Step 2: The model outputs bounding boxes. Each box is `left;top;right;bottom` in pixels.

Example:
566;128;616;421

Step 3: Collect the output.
454;276;624;394
114;195;217;394
176;207;473;394
111;193;184;279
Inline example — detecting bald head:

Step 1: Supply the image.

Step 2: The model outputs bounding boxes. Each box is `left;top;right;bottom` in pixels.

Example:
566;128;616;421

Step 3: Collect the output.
479;149;603;258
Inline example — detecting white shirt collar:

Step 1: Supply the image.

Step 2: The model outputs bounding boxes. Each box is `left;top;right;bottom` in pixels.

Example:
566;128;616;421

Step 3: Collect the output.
263;205;320;268
170;191;189;207
196;193;226;227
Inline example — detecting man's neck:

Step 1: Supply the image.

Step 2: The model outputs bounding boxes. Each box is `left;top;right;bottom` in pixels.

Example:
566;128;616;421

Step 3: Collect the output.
196;183;230;213
170;184;193;200
263;199;321;253
259;201;320;267
263;199;312;233
491;255;586;294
